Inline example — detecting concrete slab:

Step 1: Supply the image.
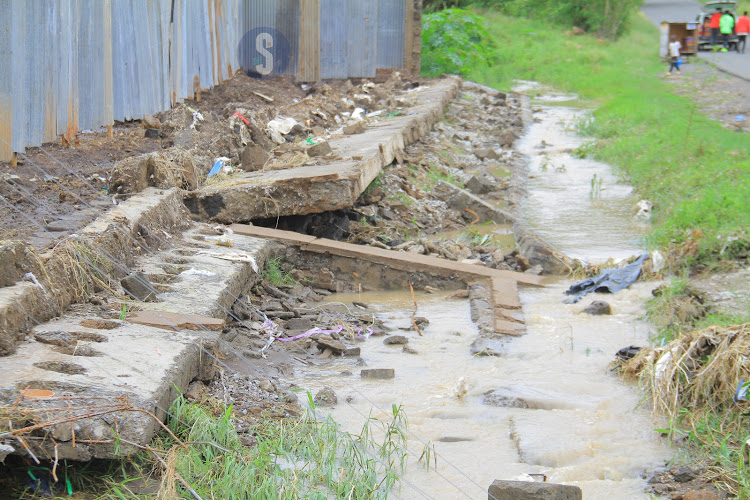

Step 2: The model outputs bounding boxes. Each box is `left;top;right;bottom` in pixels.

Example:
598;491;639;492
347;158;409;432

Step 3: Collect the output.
0;224;276;461
0;188;189;356
184;77;461;223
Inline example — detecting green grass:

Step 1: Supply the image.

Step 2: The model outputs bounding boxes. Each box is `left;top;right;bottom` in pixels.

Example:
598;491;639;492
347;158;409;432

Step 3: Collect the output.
262;257;297;286
464;10;750;264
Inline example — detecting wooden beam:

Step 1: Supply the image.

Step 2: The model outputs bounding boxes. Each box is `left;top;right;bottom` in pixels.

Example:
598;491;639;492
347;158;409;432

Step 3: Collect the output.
9;152;17;167
107;125;114;138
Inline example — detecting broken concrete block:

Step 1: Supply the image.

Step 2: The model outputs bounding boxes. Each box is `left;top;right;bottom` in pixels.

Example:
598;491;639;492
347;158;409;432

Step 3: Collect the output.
144;128;160;139
488;480;582;500
142;115;161;129
307;141;333;157
240;144;269;171
466;175;497;195
121;272;158;302
361;368;395;379
34;330;73;347
127;310;225;331
497;129;519;148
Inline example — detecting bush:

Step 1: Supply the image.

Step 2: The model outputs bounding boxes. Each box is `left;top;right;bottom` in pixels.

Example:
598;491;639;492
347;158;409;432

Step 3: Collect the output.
421;9;495;77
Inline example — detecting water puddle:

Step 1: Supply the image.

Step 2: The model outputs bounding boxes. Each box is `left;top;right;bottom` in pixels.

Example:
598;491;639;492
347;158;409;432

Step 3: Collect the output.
515;82;649;263
432;223;516;252
292;285;672;499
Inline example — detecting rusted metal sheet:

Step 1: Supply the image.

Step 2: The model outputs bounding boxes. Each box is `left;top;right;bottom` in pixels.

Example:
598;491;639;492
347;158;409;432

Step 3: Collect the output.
298;0;320;82
0;0;415;162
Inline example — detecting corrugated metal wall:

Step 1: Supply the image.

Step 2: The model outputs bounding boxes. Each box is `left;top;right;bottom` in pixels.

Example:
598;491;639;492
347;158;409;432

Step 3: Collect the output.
0;0;409;161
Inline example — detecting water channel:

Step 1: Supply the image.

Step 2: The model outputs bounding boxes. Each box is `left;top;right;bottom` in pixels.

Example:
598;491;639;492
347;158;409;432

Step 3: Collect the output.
292;85;672;499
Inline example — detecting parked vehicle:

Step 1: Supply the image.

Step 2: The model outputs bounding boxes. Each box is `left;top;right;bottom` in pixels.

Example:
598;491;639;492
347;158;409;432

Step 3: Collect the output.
697;0;738;50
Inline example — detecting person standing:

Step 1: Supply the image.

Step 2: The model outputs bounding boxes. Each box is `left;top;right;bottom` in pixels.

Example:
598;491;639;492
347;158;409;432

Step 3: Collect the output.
720;10;735;52
710;8;723;46
668;35;682;75
736;11;749;53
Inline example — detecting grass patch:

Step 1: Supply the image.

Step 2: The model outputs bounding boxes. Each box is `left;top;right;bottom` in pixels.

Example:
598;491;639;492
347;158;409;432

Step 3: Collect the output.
463;10;750;265
262;257;297;286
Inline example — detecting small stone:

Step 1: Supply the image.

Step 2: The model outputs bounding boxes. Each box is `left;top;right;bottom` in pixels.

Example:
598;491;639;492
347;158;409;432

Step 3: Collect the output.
449;290;470;299
343;121;366;135
361;368;395;379
438;436;473;442
384;335;408;345
483;390;529;408
465;175;496;195
671;465;698;483
286;317;313;331
313;386;338;407
142;115;161;128
185;380;209;401
316;335;345;355
473;147;500;161
488;479;582;500
121;272;158;302
343;347;361;357
257;378;275;392
414;317;430;327
144;128;160;139
403;345;418;354
583;300;611;315
51;423;74;442
307;141;332;157
497;129;519;147
240;144;269;171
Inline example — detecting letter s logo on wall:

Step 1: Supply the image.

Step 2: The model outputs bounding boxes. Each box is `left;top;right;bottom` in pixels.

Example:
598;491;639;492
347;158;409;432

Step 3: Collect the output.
238;27;291;78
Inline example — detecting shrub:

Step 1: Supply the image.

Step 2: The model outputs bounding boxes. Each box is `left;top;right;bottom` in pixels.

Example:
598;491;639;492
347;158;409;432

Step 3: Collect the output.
421;9;495;77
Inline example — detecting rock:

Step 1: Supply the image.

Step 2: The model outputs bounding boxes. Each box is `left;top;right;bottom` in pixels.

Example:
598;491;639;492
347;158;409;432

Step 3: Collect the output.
307;141;332;157
52;423;75;442
414;317;430;327
316;335;345;355
525;265;544;275
127;310;225;331
240;144;269;171
384;335;408;345
438;436;474;442
144;128;160;139
683;491;718;500
473;147;500;161
142;115;161;128
403;345;418;354
343;121;366;135
80;319;120;329
361;368;395;379
671;466;698;483
34;330;73;347
497;129;519;148
313;386;338;407
286;317;313;331
465;175;497;195
343;347;361;357
185;380;209;401
257;378;275;392
583;300;611;315
121;272;158;302
0;444;15;463
45;219;78;232
488;480;582;500
483;390;529;408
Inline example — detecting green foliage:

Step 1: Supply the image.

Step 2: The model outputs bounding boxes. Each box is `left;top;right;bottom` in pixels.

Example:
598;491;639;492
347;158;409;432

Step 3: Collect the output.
470;11;750;264
159;397;408;499
421;9;495;77
262;257;297;286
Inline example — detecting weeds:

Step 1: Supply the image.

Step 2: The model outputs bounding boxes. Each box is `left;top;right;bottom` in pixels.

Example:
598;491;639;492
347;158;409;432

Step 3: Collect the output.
262;257;297;287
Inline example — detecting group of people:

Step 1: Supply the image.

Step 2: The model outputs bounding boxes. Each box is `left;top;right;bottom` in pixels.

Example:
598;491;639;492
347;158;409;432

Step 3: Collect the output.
706;8;749;53
669;9;749;75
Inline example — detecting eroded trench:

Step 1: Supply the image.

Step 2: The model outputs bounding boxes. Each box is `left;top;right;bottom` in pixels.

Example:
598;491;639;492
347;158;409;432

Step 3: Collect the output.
238;84;673;499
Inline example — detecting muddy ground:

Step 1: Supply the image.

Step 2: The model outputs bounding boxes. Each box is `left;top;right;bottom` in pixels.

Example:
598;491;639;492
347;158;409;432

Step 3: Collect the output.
1;58;749;498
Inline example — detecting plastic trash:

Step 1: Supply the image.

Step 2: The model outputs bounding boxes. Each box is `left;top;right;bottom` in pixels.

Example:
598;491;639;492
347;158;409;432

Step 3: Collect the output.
352;108;366;120
735;378;749;402
266;116;301;144
208;157;232;178
189;108;204;129
735;115;746;122
564;254;648;303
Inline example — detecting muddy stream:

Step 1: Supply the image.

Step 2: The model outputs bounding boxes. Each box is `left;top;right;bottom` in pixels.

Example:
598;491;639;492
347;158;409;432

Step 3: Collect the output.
292;86;672;499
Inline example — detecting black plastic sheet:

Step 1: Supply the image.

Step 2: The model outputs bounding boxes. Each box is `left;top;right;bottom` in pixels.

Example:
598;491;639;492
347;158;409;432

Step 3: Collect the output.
564;254;648;304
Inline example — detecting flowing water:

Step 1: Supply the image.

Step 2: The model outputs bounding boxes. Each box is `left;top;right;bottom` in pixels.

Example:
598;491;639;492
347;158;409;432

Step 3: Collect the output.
291;85;672;499
516;81;650;263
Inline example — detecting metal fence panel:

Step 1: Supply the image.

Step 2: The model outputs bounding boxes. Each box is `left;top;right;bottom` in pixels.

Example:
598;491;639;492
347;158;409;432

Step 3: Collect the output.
377;0;405;69
0;0;411;161
347;1;377;78
320;0;348;79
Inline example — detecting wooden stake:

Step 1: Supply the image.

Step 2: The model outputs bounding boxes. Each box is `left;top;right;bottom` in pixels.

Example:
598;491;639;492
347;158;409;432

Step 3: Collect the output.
107;125;113;138
9;152;17;167
196;90;201;103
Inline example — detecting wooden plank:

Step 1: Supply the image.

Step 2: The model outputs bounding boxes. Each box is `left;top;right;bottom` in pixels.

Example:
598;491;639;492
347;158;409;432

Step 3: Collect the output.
298;0;320;82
